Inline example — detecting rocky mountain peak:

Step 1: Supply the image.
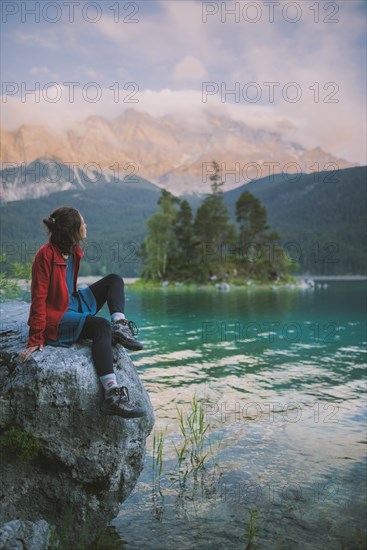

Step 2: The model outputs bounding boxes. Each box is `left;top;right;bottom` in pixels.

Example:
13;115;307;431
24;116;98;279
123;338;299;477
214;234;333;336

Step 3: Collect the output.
0;108;359;198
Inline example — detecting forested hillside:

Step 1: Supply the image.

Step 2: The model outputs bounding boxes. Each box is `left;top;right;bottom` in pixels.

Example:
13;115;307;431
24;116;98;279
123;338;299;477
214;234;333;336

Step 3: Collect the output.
224;166;366;275
0;165;365;276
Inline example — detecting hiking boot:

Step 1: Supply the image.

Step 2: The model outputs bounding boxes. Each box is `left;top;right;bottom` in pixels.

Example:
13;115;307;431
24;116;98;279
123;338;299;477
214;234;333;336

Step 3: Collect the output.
112;319;143;351
102;386;146;418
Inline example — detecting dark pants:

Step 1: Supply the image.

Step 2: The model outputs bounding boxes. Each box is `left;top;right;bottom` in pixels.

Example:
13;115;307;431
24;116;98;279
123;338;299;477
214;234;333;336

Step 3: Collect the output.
78;274;125;376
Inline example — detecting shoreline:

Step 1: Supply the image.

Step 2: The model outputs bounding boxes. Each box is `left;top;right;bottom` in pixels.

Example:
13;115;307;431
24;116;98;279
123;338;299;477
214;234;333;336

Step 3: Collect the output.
76;275;367;285
78;276;140;285
10;275;367;293
294;275;367;281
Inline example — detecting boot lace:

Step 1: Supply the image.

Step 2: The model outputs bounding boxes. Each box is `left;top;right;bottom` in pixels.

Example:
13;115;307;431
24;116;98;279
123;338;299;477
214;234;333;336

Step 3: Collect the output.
114;386;129;403
119;318;139;337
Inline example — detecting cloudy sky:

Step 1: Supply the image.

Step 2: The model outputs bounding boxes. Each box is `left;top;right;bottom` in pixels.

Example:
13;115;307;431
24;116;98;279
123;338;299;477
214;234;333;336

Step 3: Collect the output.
1;0;366;163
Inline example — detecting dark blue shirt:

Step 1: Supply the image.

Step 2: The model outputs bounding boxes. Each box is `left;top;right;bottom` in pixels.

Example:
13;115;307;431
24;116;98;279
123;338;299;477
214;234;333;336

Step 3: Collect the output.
45;255;97;348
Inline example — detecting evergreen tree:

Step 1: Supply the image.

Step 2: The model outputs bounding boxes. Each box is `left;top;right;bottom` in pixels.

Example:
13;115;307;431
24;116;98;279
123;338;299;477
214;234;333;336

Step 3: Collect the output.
235;190;296;279
235;190;266;275
236;191;269;244
140;189;179;280
194;161;236;279
171;199;196;277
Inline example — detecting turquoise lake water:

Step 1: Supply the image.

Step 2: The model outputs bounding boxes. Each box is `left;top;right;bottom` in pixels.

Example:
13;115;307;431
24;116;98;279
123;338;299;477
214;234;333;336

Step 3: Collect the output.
102;281;367;549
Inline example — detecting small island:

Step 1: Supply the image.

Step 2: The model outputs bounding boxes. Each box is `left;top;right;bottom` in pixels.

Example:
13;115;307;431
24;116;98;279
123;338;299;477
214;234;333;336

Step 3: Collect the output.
137;161;299;289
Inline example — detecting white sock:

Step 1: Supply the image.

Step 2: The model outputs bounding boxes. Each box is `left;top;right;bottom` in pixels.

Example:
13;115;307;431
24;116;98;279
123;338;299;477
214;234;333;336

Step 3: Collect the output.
99;373;118;391
111;312;125;322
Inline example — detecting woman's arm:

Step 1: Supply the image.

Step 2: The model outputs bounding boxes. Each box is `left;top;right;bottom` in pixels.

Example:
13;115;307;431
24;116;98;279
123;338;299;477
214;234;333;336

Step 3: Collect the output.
25;250;52;349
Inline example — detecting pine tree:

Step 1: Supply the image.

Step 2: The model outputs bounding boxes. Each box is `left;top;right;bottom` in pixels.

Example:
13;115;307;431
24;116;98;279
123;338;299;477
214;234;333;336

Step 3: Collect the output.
236;191;269;244
194;161;236;280
171;199;196;277
235;190;295;280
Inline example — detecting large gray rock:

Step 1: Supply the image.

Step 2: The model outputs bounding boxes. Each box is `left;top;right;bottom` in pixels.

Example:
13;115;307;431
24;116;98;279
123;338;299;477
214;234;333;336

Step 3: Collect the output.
0;519;54;550
0;301;154;547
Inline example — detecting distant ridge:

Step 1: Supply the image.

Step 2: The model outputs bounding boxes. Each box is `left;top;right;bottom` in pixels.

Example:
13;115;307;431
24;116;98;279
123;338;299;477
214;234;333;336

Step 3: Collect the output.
1;108;358;197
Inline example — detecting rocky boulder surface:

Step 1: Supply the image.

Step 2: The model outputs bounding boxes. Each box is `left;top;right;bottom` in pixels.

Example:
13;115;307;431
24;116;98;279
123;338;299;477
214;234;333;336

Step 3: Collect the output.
0;519;54;550
0;301;154;548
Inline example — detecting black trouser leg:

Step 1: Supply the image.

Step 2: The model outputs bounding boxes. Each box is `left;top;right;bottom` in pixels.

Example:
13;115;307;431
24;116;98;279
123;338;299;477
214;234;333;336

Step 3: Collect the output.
78;315;114;376
88;274;125;315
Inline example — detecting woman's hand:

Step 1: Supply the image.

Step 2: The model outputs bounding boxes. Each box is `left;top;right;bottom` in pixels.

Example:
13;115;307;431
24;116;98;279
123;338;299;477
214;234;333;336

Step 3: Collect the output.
19;345;43;363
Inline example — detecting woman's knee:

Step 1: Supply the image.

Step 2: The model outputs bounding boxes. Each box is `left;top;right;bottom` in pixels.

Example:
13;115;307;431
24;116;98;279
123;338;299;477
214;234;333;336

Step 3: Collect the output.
85;316;111;341
107;273;124;286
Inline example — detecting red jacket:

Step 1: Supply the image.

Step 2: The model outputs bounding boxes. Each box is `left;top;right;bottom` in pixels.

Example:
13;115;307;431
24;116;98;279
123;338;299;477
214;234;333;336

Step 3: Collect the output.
27;241;83;347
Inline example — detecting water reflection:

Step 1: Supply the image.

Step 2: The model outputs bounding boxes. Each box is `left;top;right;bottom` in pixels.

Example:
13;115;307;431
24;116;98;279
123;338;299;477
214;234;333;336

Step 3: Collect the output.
108;282;366;549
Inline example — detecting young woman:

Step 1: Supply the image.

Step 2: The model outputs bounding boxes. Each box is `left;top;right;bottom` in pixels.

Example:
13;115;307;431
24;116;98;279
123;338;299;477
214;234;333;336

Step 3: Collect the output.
19;206;146;419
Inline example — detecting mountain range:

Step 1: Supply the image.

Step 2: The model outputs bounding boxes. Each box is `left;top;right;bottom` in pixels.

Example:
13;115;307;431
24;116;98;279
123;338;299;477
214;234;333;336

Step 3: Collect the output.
0;108;358;198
